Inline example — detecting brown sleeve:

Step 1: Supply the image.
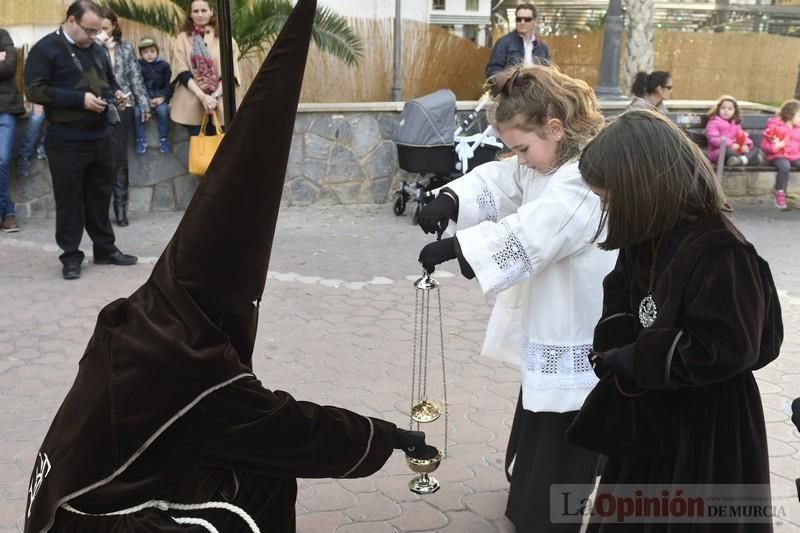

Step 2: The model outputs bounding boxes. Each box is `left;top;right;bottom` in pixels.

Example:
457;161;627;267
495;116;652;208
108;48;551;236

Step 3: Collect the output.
170;33;191;84
198;376;397;479
633;245;766;390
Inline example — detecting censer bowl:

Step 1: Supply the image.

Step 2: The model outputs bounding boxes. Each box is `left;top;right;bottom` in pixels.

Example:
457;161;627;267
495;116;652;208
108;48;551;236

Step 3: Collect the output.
410;400;441;423
406;448;442;474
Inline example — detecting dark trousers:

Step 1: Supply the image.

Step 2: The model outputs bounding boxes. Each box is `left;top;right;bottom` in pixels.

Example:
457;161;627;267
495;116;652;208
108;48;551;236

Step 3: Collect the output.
46;135;117;265
773;157;800;191
112;108;133;206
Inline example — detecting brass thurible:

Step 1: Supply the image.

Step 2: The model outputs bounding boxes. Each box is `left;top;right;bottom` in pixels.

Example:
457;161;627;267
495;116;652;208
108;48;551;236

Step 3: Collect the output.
406;270;449;494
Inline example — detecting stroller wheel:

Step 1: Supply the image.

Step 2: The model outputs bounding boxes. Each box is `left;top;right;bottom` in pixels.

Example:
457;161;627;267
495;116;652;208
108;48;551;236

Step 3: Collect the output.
393;196;406;216
412;204;421;226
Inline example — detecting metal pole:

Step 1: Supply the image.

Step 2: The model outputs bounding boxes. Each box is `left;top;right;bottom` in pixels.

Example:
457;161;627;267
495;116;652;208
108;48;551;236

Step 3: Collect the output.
217;0;236;123
595;0;625;100
392;0;402;101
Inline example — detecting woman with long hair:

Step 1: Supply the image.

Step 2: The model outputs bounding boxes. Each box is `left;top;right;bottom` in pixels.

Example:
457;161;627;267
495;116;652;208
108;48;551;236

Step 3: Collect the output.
98;7;150;226
170;0;240;136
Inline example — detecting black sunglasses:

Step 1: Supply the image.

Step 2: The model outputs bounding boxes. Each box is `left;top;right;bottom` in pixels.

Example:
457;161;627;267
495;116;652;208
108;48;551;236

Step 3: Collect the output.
516;16;534;22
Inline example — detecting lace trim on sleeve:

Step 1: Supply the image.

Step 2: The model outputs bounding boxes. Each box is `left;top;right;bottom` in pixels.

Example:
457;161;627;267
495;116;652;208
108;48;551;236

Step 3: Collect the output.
476;178;498;223
491;220;533;287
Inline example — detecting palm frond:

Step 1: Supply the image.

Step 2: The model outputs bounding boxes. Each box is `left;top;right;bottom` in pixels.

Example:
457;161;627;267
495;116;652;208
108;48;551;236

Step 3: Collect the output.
232;0;292;57
311;5;363;66
102;0;184;35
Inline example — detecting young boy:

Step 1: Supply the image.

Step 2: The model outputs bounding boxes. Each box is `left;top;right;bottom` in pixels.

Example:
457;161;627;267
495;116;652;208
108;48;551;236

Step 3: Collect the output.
135;37;172;153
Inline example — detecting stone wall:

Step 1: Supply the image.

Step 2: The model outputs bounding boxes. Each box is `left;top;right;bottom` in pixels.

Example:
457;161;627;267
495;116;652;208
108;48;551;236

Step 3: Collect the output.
9;104;419;219
8;101;799;219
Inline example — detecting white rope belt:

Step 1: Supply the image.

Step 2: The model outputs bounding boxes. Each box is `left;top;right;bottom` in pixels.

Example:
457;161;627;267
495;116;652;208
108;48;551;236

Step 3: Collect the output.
61;500;260;533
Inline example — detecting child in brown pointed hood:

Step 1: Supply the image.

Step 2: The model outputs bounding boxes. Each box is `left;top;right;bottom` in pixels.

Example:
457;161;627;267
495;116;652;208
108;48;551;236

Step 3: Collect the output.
23;1;429;532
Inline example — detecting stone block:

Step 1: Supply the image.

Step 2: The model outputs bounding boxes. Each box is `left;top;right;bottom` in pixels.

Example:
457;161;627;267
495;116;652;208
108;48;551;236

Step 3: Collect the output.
152;181;176;211
721;172;748;197
377;113;398;141
293;113;314;134
287;134;303;179
10;170;51;204
362;141;397;180
174;174;199;210
304;133;333;160
349;114;382;159
27;195;54;218
330;181;362;204
288;178;320;205
359;176;391;204
128;187;153;214
327;145;364;184
309;114;353;145
303;158;328;186
174;140;190;168
129;150;187;187
748;171;776;196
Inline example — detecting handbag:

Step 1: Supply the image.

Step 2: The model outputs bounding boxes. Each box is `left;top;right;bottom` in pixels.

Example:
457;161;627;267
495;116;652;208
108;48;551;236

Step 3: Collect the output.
188;111;224;176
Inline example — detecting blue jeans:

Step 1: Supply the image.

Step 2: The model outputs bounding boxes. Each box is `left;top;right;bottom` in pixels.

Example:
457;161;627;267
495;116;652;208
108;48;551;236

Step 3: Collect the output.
134;103;170;140
17;108;45;161
0;113;17;217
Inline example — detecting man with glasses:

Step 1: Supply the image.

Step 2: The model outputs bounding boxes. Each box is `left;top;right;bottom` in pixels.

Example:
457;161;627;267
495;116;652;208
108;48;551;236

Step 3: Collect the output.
486;3;550;79
24;0;137;280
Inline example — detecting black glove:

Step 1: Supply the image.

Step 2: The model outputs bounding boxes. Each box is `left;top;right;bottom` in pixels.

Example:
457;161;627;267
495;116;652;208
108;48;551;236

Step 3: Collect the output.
418;193;457;236
393;428;438;460
589;346;634;380
419;237;457;274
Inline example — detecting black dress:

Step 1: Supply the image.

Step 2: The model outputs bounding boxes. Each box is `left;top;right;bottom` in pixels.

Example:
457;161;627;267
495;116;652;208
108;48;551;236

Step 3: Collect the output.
567;214;782;533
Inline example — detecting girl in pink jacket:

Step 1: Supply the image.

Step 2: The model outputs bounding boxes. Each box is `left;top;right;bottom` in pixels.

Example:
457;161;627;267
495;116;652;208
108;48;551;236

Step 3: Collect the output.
705;95;762;166
761;99;800;209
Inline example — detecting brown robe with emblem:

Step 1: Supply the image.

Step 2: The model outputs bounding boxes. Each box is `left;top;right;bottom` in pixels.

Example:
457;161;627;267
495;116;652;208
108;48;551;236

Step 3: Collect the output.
567;213;782;532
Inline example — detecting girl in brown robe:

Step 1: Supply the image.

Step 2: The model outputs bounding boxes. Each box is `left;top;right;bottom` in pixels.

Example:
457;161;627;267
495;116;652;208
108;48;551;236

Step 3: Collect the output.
567;110;782;532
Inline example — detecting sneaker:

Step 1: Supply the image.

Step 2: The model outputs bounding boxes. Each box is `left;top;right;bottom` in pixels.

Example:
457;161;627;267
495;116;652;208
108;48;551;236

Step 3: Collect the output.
36;143;46;160
721;202;733;213
135;138;147;155
1;215;18;233
740;156;749;166
159;138;171;153
726;155;742;166
16;157;31;177
775;190;788;209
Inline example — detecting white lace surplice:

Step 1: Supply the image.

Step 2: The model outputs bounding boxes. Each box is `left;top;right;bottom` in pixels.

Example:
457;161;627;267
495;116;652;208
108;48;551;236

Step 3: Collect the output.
444;158;617;413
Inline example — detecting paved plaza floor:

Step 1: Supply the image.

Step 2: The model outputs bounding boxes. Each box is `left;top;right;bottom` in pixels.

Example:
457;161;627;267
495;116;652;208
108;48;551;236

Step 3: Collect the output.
1;198;799;532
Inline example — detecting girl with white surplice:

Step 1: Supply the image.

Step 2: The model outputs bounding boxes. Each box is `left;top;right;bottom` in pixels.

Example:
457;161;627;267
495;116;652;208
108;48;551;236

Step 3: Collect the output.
416;65;617;533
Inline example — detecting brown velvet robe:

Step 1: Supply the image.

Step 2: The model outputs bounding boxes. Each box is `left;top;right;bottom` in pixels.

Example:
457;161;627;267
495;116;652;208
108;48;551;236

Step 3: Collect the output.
567;213;782;532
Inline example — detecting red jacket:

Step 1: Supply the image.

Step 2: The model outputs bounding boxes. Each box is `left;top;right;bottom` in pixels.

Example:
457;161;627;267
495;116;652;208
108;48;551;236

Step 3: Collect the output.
761;116;800;162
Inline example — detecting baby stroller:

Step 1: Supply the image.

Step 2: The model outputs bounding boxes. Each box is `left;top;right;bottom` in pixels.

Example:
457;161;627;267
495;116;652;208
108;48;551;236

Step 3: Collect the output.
392;89;504;224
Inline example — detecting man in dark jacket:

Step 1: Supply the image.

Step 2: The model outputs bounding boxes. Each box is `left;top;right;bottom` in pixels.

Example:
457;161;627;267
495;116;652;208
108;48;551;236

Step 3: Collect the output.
0;28;25;232
24;0;137;280
485;3;550;79
135;37;172;153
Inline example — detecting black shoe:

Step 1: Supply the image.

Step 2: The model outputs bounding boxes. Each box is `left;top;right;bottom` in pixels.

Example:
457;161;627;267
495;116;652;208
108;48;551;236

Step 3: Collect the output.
62;261;81;280
94;250;138;266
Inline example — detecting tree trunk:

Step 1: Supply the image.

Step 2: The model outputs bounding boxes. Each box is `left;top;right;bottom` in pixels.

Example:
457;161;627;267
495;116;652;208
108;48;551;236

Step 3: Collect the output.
623;0;655;95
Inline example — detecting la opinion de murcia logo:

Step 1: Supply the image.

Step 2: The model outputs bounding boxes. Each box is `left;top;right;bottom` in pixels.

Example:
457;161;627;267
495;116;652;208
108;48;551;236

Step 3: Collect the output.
27;452;52;518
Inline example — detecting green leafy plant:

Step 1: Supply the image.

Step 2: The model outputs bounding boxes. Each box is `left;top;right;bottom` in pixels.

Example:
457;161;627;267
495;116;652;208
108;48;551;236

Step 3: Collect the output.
103;0;363;64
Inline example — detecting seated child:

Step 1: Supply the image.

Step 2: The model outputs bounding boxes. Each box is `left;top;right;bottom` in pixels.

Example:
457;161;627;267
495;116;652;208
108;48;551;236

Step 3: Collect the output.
135;37;173;154
705;95;763;167
761;99;800;209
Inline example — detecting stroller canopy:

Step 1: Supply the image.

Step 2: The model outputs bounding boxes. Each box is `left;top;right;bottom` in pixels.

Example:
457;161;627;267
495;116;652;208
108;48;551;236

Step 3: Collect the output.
395;89;456;148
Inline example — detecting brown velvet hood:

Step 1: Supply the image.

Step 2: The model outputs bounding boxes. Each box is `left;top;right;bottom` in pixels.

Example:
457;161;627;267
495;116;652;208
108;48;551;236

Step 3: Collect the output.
24;1;316;531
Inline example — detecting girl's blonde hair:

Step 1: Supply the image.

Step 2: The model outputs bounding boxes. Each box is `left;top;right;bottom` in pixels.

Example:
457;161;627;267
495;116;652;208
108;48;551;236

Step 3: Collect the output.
707;95;741;124
485;64;604;169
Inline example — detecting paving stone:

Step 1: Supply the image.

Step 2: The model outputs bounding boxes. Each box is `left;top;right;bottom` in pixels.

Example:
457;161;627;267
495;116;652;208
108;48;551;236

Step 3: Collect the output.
300;481;357;512
342;492;401;522
390;501;448;531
